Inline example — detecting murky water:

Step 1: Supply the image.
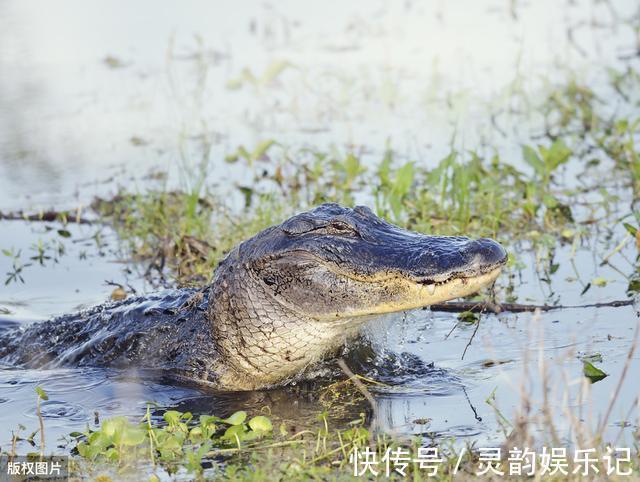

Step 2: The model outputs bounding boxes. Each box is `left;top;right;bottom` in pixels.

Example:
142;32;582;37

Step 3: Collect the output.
1;0;639;456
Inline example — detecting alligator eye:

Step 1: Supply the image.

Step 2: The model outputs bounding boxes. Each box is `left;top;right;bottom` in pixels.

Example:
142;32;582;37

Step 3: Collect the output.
328;221;358;235
262;275;276;286
331;222;349;230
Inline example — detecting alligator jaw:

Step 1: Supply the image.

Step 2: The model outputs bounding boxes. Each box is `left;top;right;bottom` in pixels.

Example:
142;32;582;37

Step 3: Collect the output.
340;265;504;318
414;265;503;306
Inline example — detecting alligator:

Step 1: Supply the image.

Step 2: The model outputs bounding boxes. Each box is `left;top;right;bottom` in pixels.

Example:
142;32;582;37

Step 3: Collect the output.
0;203;507;391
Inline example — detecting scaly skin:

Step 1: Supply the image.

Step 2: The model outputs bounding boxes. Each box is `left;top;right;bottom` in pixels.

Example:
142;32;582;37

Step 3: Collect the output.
209;247;366;389
0;204;507;391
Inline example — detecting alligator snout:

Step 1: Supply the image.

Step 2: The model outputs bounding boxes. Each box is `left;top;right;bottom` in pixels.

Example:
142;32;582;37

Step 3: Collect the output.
465;238;508;271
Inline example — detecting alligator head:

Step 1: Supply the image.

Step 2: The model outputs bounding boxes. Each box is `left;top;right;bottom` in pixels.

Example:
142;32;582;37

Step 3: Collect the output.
208;203;507;390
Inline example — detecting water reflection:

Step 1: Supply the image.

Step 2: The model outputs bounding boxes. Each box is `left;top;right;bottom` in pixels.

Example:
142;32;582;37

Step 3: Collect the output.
0;0;636;210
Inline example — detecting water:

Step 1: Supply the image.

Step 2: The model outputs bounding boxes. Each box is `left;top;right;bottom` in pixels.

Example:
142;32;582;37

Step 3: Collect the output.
1;0;639;456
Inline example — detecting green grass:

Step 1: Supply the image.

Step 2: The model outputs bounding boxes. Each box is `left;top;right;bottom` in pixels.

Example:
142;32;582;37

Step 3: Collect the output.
91;68;640;290
93;191;286;285
95;138;585;286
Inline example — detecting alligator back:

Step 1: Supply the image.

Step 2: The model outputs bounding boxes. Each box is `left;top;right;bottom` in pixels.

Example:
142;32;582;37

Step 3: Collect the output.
0;289;217;379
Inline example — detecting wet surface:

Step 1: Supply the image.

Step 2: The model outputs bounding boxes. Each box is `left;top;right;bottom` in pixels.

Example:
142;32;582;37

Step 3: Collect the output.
1;0;639;455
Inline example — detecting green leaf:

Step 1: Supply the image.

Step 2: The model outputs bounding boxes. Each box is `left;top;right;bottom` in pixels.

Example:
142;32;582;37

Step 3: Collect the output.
394;162;415;196
77;441;102;461
248;415;272;432
592;277;607;287
580;353;603;364
237;186;254;208
545;139;571;170
189;426;203;442
222;424;247;441
583;361;608;383
237;430;262;441
222;411;247;426
237;146;251;162
251;139;275;161
163;410;182;426
261;59;291;84
88;430;112;448
522;145;544;176
226;68;257;90
76;441;89;458
628;278;640;294
35;386;49;401
224;153;239;163
57;229;72;238
457;311;478;324
623;222;638;236
105;447;118;461
377;154;392;186
118;426;147;446
542;193;559;208
343;153;363;180
199;414;221;427
157;435;182;457
102;417;128;437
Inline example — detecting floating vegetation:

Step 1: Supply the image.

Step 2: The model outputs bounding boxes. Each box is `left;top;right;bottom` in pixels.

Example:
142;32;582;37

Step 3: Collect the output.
74;408;273;473
62;403;639;480
582;361;609;383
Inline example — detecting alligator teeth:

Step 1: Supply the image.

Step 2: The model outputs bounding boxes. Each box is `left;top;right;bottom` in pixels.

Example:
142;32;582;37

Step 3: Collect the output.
427;284;436;295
